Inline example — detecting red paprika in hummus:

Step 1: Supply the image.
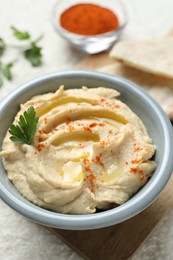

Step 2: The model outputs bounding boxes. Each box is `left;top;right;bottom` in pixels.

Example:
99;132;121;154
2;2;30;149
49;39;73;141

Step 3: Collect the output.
60;3;120;35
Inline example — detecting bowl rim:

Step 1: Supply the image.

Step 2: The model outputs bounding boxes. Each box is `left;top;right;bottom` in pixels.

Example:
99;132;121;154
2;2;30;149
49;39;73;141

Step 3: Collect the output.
0;70;173;230
50;0;129;38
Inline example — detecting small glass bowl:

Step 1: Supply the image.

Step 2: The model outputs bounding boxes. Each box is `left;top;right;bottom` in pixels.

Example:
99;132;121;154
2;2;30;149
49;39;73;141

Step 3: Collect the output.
51;0;128;54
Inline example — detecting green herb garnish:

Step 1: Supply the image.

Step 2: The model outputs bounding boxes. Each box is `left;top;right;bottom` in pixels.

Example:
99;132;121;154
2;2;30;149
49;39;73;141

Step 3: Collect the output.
0;27;43;87
2;62;15;80
24;42;42;67
9;106;39;145
0;76;3;87
0;37;6;57
11;26;31;40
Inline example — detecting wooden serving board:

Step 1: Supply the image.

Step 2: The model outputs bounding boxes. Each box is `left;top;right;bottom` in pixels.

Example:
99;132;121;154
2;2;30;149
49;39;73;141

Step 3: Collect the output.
50;53;173;260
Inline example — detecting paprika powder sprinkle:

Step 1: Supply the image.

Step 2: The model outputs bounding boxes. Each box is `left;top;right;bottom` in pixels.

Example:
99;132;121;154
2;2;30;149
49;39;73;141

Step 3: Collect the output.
60;3;120;35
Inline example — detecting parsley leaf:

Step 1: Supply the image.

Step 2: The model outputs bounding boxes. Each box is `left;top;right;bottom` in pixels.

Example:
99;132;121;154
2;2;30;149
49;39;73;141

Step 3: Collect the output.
2;62;14;80
0;76;3;87
24;42;42;66
0;37;5;57
9;106;39;145
11;26;30;40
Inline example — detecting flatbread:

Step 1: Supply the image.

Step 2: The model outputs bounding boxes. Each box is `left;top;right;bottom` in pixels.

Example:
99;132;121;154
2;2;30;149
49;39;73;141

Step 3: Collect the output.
110;37;173;79
97;62;173;120
166;26;173;37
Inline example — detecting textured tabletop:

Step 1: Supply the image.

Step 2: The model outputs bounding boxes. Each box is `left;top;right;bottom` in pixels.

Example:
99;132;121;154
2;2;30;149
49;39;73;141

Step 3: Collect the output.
0;0;173;259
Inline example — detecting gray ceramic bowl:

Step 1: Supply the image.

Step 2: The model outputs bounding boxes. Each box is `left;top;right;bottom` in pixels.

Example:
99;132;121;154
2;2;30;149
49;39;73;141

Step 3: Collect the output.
0;71;173;230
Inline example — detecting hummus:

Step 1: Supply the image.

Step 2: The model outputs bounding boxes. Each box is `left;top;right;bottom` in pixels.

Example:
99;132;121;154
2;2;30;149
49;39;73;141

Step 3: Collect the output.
0;86;156;214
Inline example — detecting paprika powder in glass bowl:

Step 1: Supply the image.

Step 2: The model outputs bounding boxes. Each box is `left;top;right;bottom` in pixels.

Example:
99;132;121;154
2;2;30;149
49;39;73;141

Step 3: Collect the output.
51;0;128;54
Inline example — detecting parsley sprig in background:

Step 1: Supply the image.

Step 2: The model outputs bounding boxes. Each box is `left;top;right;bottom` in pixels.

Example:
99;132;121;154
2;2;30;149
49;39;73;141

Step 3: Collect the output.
0;26;43;87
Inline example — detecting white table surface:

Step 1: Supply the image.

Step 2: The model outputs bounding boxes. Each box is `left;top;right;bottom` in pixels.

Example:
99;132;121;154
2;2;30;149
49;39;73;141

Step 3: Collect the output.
0;0;173;259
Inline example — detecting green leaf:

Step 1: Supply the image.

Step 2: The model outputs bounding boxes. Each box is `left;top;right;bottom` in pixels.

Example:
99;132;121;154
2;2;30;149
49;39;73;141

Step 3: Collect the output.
2;62;14;80
0;37;5;57
0;77;3;87
9;106;39;145
11;26;30;40
24;42;42;67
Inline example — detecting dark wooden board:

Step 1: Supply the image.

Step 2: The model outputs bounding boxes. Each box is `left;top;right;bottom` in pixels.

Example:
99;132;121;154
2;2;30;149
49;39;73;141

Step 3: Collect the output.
50;176;173;260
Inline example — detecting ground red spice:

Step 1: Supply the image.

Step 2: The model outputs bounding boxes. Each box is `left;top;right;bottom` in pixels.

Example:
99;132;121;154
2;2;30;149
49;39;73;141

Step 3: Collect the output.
115;104;121;108
36;129;49;143
79;143;87;148
76;122;84;127
40;130;46;134
92;154;104;168
138;169;145;181
83;158;89;164
130;167;138;174
85;173;96;192
134;147;142;152
43;117;47;125
66;117;72;124
100;138;110;148
85;166;91;172
89;122;105;128
60;3;119;35
100;98;106;102
98;122;105;127
83;125;92;132
130;166;145;181
89;122;97;128
38;137;43;142
36;143;46;152
96;155;104;167
100;100;121;110
131;158;144;164
133;143;143;153
83;158;98;192
67;124;75;131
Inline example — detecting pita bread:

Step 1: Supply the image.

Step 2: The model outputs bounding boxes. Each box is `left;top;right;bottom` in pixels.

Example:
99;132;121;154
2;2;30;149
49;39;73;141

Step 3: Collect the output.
166;26;173;37
110;37;173;79
97;62;173;120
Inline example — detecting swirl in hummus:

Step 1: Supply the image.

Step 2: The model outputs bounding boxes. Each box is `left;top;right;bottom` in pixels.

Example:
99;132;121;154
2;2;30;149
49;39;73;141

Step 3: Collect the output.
0;86;156;214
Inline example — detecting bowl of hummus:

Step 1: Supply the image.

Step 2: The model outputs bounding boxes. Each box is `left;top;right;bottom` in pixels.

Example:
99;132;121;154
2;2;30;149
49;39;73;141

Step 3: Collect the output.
0;71;173;230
